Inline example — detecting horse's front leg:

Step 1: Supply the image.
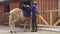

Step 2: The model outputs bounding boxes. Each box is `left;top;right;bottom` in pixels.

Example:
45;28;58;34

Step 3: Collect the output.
23;17;29;32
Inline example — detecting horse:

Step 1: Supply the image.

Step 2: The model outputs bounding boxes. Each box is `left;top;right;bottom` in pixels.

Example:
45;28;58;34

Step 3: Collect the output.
9;8;31;33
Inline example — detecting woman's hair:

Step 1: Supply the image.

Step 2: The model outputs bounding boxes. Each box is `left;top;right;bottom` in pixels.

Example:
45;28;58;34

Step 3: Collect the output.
22;0;31;6
32;1;37;5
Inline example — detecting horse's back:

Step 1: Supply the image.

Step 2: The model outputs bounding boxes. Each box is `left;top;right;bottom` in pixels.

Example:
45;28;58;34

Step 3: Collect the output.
9;8;24;22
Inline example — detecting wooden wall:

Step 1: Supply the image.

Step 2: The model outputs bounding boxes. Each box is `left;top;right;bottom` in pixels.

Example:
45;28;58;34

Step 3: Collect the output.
36;0;58;25
0;0;58;26
0;5;4;24
0;2;20;24
5;2;20;24
10;2;20;10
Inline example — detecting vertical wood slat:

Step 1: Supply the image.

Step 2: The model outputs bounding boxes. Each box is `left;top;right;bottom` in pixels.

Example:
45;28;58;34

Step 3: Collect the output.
52;0;58;25
49;0;53;25
36;0;39;24
43;0;46;25
42;0;44;25
50;0;52;25
10;2;20;10
0;5;4;13
0;14;4;23
52;0;54;25
38;0;40;24
38;0;42;24
52;1;54;23
42;0;43;24
46;0;48;24
0;5;4;24
47;0;50;24
40;0;42;24
55;0;58;24
53;0;54;25
50;11;52;25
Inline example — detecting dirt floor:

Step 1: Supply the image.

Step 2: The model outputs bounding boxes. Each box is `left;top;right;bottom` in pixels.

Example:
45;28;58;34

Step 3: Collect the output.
0;25;60;34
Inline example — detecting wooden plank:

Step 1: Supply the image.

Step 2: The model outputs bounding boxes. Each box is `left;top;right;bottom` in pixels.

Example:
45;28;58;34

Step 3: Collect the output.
54;19;60;26
40;9;60;12
4;14;9;23
41;0;43;24
37;15;49;25
0;14;4;23
50;11;52;25
0;5;4;13
36;0;39;24
10;2;20;10
37;24;60;28
38;0;41;24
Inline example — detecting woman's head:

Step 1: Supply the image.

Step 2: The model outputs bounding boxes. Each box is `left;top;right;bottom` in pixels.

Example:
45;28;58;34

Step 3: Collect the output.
32;1;37;5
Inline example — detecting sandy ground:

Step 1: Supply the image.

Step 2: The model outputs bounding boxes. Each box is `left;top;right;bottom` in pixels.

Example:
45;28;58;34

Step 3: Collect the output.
0;25;60;34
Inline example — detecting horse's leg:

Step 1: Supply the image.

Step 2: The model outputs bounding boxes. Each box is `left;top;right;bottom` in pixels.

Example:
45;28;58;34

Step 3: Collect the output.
29;17;31;29
23;19;27;31
30;17;32;31
9;16;14;33
12;22;16;33
27;17;31;31
9;22;14;33
9;16;16;33
24;17;31;32
23;17;28;32
9;22;16;33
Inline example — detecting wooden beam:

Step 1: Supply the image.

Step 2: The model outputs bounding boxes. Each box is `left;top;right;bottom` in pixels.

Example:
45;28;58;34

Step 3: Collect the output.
50;11;52;26
37;24;60;28
40;9;60;12
38;15;49;25
54;19;60;26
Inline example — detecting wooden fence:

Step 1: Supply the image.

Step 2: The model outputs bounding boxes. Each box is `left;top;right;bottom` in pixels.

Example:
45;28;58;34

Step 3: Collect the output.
37;9;60;27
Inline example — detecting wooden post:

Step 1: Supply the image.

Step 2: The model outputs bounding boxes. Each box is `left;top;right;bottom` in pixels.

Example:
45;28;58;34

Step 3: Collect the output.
50;11;52;26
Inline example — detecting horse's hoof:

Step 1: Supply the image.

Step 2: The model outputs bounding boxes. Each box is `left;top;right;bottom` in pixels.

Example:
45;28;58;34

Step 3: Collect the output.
10;31;13;33
14;31;17;33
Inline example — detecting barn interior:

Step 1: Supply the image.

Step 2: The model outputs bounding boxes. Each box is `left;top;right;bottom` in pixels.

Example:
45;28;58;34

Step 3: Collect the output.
0;0;60;34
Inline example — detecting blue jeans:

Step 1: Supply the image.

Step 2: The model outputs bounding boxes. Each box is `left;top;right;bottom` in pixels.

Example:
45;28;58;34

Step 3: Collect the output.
32;15;37;31
23;10;31;17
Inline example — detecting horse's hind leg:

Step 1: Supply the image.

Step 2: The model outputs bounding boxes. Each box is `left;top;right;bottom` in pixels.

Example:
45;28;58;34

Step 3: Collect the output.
9;16;16;33
9;16;14;33
29;17;32;31
9;20;16;33
9;22;16;33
